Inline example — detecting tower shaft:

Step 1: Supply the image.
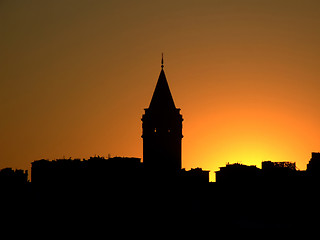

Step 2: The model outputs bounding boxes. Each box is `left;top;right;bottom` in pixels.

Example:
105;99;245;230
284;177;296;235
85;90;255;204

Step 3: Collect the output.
142;59;183;175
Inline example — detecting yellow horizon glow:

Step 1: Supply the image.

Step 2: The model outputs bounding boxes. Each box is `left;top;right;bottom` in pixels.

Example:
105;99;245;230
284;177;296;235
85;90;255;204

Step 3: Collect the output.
1;1;320;182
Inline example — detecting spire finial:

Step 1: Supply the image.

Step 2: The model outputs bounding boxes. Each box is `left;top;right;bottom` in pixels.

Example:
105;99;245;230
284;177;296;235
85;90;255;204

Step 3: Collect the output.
161;53;164;69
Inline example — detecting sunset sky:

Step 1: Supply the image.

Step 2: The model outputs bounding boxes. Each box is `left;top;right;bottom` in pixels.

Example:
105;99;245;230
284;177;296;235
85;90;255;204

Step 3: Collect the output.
1;0;320;181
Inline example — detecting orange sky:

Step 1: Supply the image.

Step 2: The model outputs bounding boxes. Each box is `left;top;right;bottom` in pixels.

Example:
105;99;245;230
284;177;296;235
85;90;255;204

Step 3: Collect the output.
1;0;320;181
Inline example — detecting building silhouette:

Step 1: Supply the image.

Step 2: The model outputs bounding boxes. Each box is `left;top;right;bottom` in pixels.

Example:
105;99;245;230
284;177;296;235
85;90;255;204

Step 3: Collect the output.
31;156;143;189
215;163;260;184
216;161;301;185
142;56;183;175
0;168;28;187
307;152;320;178
180;168;210;185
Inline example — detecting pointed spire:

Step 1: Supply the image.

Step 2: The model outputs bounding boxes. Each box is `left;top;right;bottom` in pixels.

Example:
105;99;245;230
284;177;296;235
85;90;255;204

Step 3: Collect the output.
148;56;176;112
161;53;164;69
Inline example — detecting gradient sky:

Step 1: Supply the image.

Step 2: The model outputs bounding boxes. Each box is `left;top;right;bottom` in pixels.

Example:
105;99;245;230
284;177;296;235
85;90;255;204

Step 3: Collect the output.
1;0;320;181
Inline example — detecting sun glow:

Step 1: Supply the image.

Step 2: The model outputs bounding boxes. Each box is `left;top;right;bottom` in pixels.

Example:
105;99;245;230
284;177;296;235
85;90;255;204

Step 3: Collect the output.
2;1;320;183
183;101;317;181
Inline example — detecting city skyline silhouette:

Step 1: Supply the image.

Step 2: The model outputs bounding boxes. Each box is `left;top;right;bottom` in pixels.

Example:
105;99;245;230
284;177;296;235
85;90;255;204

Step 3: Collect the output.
2;58;320;232
2;1;320;233
2;1;320;178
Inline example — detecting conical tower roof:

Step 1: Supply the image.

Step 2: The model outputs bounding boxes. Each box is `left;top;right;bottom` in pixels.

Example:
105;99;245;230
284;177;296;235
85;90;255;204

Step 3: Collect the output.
149;68;176;111
148;61;176;112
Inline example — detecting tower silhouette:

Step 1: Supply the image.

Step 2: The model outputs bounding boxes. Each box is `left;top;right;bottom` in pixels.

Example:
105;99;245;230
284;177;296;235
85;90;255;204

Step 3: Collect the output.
142;55;183;175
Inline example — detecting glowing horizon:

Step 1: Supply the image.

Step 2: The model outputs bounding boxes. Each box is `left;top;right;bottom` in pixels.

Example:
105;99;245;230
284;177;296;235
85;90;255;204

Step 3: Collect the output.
1;1;320;182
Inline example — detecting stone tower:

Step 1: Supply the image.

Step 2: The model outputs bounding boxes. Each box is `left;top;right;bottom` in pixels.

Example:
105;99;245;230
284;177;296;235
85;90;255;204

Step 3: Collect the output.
142;56;183;175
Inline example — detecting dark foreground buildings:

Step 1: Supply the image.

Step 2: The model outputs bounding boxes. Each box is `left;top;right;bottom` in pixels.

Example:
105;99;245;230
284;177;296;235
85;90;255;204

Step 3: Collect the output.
2;59;320;232
215;153;320;186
